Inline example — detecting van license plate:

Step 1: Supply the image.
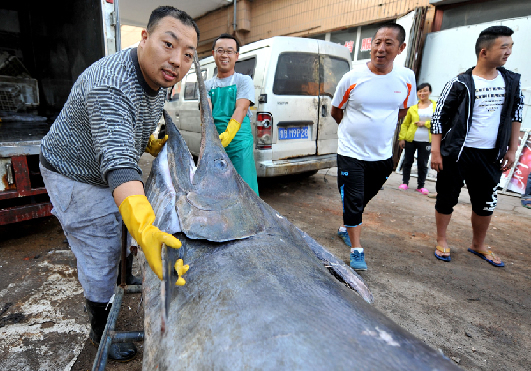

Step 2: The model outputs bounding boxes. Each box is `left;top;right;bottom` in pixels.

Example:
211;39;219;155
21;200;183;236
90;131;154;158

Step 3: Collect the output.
279;127;309;140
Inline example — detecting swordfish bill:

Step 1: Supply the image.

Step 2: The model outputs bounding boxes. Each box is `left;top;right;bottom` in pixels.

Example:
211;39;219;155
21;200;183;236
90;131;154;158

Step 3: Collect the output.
140;53;460;370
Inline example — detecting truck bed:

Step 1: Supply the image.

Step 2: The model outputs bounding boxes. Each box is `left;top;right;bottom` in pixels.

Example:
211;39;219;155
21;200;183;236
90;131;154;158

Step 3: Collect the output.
0;119;49;156
0;120;49;143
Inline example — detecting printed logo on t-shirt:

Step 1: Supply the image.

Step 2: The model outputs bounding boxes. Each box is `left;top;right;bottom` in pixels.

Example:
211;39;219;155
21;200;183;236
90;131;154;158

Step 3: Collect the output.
464;73;505;149
475;86;505;113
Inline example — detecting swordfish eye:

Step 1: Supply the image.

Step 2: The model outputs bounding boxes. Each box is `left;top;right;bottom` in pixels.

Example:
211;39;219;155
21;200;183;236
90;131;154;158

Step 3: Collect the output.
213;158;228;171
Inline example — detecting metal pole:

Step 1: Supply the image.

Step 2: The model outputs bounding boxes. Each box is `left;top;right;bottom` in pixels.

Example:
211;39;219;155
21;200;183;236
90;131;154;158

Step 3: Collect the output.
120;223;127;287
233;0;237;33
89;285;142;370
114;0;121;52
92;285;124;371
110;331;144;343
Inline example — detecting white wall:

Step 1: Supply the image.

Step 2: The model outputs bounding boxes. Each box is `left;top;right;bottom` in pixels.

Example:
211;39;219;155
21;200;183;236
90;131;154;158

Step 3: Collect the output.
418;16;531;129
395;10;415;68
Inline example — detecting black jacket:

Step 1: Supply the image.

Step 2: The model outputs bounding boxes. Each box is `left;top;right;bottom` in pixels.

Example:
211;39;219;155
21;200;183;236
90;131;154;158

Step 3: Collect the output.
431;66;523;161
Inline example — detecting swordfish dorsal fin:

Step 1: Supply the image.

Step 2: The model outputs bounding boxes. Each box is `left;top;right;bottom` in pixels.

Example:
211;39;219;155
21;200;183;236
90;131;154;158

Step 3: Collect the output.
173;53;264;242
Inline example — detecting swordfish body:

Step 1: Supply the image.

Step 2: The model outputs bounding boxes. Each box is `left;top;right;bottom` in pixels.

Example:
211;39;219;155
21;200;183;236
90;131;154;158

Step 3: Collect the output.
140;56;460;371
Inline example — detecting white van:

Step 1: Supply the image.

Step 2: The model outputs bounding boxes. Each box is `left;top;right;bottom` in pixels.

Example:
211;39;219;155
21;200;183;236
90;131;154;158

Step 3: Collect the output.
165;36;351;177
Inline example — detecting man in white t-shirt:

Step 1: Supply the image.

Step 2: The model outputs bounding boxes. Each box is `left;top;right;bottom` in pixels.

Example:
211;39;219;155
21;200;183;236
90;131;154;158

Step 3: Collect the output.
331;23;417;270
431;26;524;267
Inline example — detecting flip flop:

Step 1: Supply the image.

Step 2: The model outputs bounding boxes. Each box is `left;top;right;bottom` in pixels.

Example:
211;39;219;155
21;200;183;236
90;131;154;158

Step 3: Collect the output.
467;248;505;267
434;245;451;262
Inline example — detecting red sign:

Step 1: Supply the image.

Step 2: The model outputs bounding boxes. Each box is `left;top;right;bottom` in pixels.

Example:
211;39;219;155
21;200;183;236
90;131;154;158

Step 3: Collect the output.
361;38;372;52
502;132;531;194
507;139;531;194
344;40;354;53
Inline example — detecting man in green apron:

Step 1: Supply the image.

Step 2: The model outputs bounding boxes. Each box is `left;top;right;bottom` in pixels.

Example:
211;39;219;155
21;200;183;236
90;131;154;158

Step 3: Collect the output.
205;33;259;195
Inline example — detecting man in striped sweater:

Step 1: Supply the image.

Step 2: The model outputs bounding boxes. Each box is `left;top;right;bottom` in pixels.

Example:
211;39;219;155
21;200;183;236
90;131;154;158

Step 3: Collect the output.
39;7;198;361
431;26;524;267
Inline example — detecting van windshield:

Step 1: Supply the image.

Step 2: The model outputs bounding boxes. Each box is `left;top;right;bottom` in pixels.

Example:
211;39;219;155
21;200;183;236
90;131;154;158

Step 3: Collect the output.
273;52;350;96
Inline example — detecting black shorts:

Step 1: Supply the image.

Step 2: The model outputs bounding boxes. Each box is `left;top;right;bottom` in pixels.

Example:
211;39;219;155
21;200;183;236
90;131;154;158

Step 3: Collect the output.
337;154;393;227
435;147;502;217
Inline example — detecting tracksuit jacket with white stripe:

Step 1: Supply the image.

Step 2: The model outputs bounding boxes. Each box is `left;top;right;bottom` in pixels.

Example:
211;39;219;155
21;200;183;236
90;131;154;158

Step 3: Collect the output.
431;66;524;162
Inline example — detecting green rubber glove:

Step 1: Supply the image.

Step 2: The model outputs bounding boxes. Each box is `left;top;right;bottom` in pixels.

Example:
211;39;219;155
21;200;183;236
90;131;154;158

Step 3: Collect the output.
219;118;241;147
119;195;183;280
145;134;168;157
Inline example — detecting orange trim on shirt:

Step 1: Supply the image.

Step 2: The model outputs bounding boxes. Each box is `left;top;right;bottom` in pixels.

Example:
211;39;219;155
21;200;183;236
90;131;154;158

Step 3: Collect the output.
338;83;357;109
403;83;412;109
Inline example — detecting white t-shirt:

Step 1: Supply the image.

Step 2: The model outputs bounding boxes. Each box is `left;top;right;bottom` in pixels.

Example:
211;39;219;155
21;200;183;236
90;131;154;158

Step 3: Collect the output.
332;63;417;161
414;103;433;142
464;72;505;149
205;73;255;119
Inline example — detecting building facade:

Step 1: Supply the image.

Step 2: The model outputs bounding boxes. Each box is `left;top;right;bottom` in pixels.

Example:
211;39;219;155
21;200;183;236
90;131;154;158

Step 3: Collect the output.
195;0;429;58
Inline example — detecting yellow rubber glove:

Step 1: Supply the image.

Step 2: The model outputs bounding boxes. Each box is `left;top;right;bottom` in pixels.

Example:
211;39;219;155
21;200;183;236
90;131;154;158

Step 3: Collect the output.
119;195;183;280
174;259;189;286
145;134;168;157
219;118;241;147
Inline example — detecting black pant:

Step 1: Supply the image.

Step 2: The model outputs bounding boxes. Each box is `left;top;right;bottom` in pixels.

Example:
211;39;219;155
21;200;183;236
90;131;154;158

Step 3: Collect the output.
337;154;393;227
402;141;431;188
435;147;501;217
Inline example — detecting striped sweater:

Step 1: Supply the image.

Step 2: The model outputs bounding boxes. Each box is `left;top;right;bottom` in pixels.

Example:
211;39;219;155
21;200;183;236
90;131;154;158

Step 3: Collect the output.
41;48;165;190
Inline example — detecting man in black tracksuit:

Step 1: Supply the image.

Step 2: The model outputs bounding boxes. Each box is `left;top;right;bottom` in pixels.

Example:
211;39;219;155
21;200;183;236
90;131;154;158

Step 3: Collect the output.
430;26;524;267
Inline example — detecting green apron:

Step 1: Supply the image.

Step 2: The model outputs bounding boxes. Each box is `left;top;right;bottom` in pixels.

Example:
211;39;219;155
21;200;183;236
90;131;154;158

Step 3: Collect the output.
209;76;259;195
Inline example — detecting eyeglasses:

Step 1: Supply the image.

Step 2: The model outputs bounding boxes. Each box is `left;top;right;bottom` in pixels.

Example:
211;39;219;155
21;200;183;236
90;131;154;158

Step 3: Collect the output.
215;48;236;55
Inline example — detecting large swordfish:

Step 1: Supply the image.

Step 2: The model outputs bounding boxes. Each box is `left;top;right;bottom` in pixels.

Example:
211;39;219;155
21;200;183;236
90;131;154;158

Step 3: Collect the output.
140;56;459;370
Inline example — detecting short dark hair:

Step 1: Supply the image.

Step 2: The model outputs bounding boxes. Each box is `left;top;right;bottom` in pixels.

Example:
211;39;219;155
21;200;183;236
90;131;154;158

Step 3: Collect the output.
475;26;513;58
147;6;200;40
417;83;432;92
374;23;406;44
212;33;240;52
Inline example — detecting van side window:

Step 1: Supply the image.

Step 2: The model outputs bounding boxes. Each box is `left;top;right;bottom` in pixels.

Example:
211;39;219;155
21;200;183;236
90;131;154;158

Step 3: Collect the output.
213;57;256;78
183;82;198;100
183;70;206;100
273;53;319;96
320;56;350;98
167;81;181;101
235;57;256;78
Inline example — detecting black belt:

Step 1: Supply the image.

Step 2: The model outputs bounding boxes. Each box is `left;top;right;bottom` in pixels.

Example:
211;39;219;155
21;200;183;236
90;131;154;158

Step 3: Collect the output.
39;152;59;173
